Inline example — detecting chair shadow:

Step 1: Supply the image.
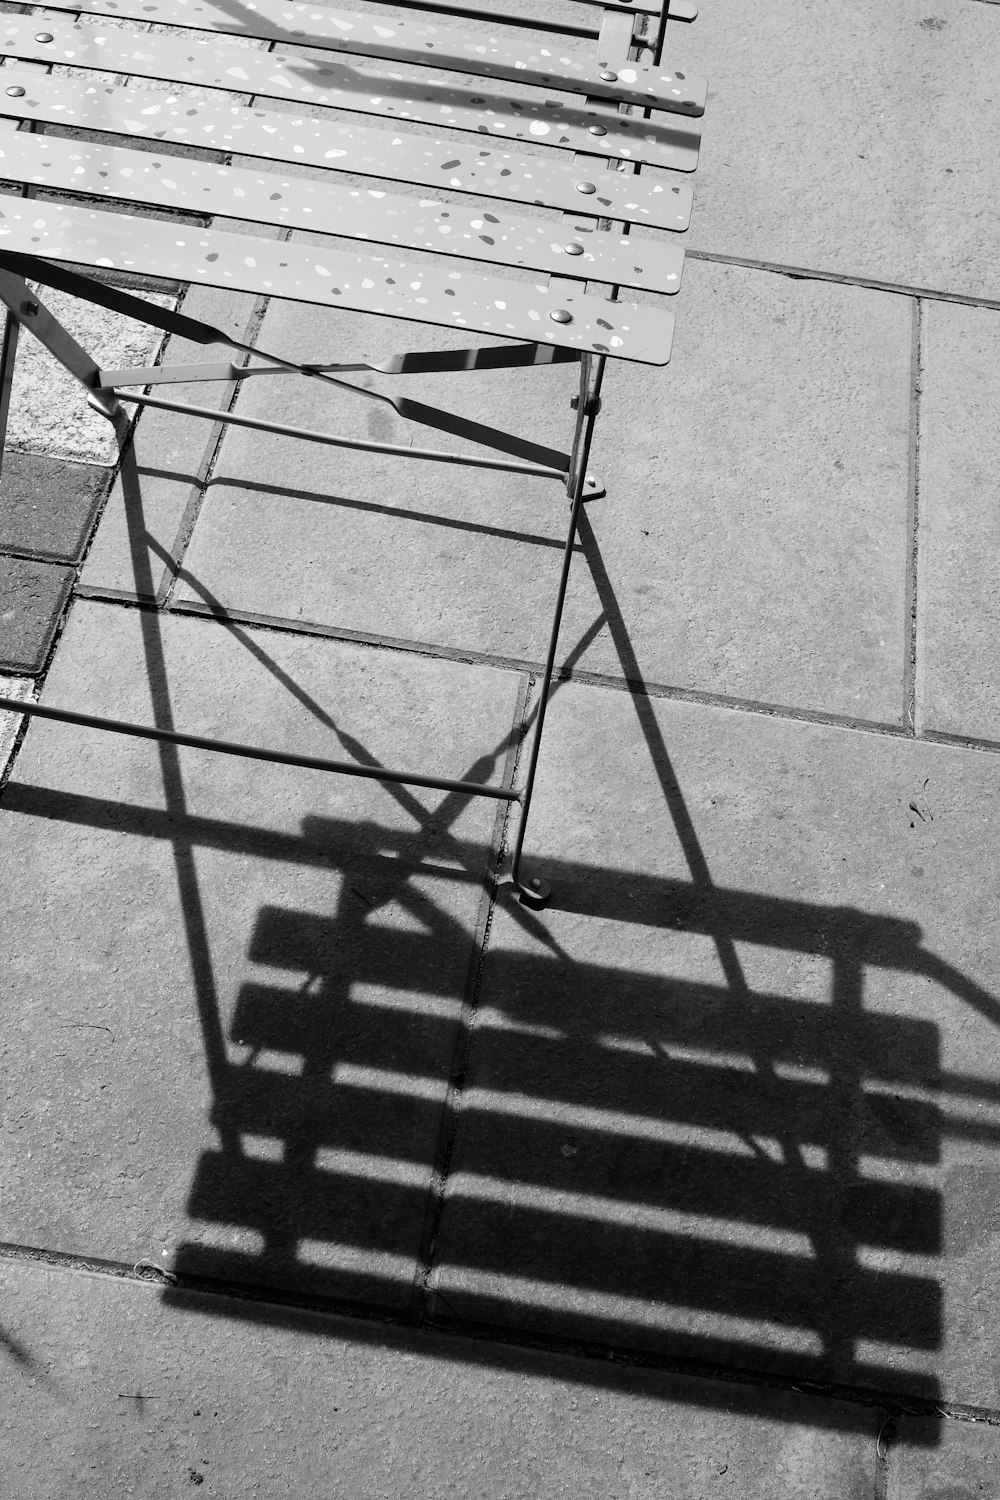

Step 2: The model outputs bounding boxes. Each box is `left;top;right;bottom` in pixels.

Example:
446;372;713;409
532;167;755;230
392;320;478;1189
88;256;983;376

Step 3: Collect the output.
7;260;990;1448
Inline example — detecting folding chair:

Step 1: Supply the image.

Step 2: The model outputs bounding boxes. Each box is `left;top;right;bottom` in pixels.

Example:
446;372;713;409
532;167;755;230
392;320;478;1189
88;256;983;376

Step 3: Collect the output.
0;0;706;907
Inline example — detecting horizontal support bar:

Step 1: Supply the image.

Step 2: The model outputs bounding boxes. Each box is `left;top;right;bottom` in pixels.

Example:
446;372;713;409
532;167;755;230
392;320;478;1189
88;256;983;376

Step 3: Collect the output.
0;696;522;801
99;342;582;386
109;392;568;479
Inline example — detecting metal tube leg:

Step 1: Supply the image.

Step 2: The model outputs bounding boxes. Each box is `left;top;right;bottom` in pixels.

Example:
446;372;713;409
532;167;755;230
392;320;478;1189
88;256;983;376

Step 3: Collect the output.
510;352;607;909
0;310;21;484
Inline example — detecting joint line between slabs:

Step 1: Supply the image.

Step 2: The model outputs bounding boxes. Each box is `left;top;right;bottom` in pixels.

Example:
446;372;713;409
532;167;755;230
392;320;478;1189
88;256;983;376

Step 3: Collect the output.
158;280;277;609
2;1237;1000;1433
686;249;1000;312
904;298;922;734
57;590;1000;758
410;670;531;1321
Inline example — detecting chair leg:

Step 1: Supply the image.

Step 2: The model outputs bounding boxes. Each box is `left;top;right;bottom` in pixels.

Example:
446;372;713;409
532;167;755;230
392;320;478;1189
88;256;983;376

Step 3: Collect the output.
0;310;20;483
510;352;607;910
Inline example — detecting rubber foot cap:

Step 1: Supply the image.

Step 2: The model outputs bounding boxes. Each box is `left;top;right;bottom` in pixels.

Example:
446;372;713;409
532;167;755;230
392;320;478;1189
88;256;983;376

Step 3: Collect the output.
517;874;552;910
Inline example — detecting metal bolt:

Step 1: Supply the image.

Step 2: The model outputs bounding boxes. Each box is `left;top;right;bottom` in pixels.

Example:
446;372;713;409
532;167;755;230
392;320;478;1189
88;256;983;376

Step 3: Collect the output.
587;124;608;136
530;877;541;889
563;242;584;257
599;69;618;82
34;31;53;42
5;85;25;98
22;300;39;317
576;181;597;195
549;309;573;325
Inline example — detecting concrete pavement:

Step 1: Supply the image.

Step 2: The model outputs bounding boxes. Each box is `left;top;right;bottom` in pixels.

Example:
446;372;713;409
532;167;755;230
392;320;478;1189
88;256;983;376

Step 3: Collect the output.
3;0;1000;1494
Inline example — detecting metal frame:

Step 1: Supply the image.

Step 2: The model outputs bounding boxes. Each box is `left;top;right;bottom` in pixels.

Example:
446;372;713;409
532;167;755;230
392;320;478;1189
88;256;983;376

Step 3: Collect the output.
0;0;702;909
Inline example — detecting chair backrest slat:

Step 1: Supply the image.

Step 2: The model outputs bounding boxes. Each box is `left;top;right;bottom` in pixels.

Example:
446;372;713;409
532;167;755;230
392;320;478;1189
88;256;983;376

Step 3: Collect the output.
304;0;665;34
0;192;678;364
0;71;693;232
0;133;686;295
32;0;706;115
0;23;700;173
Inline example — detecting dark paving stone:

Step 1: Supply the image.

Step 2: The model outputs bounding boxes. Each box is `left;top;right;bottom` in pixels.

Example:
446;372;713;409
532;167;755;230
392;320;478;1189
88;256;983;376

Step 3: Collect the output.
0;450;109;563
0;554;73;671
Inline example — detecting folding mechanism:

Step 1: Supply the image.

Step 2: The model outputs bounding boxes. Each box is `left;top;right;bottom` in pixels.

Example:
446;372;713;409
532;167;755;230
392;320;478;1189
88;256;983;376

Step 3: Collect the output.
0;0;707;908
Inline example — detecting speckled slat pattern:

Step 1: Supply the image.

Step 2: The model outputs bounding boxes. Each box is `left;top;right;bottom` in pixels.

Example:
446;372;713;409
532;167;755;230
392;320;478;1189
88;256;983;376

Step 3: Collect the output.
342;0;663;26
0;134;685;295
32;0;706;115
0;195;676;363
0;21;701;172
0;68;695;228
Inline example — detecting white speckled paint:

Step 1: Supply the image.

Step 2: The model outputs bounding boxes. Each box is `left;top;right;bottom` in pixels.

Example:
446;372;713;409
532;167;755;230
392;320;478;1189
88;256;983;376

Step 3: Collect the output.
0;17;701;172
0;195;677;364
0;67;695;228
30;0;706;115
0;132;685;294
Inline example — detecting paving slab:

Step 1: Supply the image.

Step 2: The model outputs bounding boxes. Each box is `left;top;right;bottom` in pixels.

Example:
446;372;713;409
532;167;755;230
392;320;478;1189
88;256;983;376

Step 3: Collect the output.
0;451;109;563
6;286;173;466
887;1414;1000;1500
429;682;1000;1410
916;299;1000;743
79;283;265;603
0;598;519;1309
0;670;30;774
174;259;911;721
677;0;1000;300
0;552;72;671
0;1257;883;1499
571;262;911;719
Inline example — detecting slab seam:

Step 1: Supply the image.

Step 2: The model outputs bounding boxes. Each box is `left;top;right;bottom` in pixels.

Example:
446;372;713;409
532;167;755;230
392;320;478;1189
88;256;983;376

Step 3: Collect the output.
874;1414;894;1500
1;1234;998;1435
411;671;531;1322
686;249;1000;312
63;589;1000;756
158;281;277;608
904;298;922;733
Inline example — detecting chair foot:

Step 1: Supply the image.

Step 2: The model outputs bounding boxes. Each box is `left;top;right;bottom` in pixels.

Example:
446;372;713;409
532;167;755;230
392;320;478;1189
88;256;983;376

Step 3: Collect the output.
87;390;123;421
515;872;552;910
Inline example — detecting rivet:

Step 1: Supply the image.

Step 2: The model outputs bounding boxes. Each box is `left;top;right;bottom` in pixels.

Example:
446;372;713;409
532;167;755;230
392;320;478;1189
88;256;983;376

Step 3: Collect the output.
5;85;25;97
587;124;608;136
34;31;53;42
550;309;573;324
576;181;597;195
530;877;541;889
563;242;584;257
599;69;618;82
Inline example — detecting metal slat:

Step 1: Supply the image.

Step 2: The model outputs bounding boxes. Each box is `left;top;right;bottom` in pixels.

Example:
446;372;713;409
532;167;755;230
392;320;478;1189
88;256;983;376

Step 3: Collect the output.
0;194;675;364
318;0;663;31
0;69;694;231
0;21;701;172
32;0;706;116
3;25;701;173
0;133;684;294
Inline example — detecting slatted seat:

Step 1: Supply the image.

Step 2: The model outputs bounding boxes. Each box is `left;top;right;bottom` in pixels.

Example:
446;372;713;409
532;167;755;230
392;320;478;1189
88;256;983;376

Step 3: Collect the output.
0;0;707;906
